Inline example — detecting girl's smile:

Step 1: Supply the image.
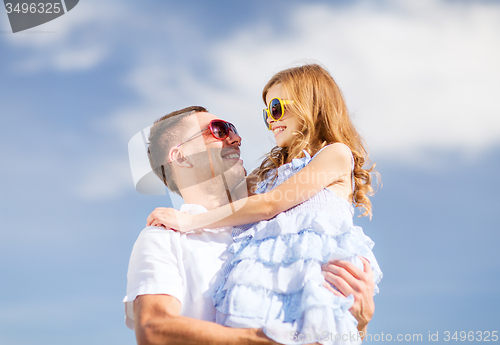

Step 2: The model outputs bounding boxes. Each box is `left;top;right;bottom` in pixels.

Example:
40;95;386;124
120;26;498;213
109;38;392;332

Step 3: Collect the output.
272;126;286;136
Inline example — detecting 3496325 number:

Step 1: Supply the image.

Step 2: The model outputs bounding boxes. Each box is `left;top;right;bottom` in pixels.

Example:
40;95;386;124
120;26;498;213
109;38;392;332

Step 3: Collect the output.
5;2;61;14
444;331;498;341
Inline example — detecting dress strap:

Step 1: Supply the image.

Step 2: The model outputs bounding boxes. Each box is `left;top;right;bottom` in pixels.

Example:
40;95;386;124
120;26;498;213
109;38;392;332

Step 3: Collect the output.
351;153;355;194
311;144;332;159
312;144;356;195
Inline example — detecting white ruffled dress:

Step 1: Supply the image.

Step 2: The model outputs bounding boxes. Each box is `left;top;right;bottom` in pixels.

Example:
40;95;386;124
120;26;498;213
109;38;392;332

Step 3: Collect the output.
214;149;383;345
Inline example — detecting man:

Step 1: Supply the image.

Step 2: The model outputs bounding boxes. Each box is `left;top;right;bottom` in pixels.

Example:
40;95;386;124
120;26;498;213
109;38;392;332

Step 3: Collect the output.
124;106;375;344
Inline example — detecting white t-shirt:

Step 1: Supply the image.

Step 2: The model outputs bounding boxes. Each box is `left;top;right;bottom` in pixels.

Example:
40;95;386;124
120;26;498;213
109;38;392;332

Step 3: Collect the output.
123;204;233;329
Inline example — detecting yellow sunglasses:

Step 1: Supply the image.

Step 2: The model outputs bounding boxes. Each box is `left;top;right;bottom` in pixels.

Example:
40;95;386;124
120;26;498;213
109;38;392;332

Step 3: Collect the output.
262;97;294;129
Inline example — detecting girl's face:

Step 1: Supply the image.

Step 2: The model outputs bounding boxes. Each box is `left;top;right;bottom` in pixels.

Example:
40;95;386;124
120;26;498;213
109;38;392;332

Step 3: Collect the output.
265;83;301;148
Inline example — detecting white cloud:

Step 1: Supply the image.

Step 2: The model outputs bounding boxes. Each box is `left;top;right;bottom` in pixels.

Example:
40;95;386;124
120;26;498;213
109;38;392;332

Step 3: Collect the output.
54;43;109;70
75;158;132;200
206;0;500;162
4;0;128;71
103;0;500;170
48;0;500;198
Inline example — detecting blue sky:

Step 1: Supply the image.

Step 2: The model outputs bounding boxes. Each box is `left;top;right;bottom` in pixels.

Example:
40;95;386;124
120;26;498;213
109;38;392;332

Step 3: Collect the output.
1;0;499;344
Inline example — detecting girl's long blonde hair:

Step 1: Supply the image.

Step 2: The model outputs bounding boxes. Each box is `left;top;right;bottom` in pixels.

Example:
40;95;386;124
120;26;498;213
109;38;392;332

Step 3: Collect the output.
256;63;377;217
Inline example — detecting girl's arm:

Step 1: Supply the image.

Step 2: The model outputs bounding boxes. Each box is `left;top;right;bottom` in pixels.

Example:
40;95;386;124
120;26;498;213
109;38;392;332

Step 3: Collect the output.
147;143;352;232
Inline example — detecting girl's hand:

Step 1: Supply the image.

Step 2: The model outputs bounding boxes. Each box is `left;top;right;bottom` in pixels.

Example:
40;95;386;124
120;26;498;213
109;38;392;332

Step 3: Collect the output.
146;207;193;233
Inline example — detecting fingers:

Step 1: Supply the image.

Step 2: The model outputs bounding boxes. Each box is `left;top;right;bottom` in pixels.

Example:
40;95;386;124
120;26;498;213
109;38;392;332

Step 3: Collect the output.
146;213;153;226
153;216;171;229
147;207;162;226
146;208;170;227
145;208;192;232
321;281;344;297
359;255;373;275
151;219;176;231
329;260;362;280
323;262;362;292
322;257;376;327
322;270;354;297
150;220;161;228
326;256;374;284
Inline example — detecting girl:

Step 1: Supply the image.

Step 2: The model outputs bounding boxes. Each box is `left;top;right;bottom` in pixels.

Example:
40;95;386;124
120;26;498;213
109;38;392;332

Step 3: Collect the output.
148;63;382;344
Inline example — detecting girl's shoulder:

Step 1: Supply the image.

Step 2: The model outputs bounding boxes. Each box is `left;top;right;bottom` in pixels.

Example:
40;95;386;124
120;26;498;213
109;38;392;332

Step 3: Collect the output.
311;142;352;166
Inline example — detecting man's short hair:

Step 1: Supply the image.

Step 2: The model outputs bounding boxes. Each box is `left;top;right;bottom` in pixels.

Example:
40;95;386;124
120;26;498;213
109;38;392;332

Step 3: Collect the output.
148;106;208;195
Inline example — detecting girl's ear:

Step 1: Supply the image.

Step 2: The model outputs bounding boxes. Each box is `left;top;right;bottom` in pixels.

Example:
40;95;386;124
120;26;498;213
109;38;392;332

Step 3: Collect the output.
169;147;192;168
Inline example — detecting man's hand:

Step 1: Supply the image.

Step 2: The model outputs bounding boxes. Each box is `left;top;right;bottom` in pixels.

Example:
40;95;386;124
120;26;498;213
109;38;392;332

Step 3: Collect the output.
146;208;193;232
321;256;375;335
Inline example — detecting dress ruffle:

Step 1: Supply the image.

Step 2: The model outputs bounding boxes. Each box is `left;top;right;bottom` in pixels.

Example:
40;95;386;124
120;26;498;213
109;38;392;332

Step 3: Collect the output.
214;148;382;345
231;212;378;267
214;211;382;344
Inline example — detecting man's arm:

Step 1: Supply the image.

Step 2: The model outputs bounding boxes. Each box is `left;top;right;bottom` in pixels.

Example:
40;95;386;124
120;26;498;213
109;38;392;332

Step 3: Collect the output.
322;256;375;337
134;294;278;345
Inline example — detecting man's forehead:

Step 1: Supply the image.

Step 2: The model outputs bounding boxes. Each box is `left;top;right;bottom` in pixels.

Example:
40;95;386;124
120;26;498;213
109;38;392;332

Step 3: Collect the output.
193;112;219;126
182;112;229;131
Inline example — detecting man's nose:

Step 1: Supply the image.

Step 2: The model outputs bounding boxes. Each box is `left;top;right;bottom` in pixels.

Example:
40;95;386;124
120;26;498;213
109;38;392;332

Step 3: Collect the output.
226;129;241;146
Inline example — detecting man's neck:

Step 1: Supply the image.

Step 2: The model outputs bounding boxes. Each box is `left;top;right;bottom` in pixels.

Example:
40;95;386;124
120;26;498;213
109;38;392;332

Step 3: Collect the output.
182;192;229;211
180;177;239;211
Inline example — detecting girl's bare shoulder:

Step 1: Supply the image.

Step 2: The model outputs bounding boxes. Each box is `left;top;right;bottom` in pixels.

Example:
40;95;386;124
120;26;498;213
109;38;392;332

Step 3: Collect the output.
314;142;352;165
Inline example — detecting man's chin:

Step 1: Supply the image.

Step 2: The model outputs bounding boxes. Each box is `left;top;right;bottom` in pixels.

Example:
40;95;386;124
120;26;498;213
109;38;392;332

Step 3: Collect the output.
221;157;243;167
225;166;246;188
229;176;252;200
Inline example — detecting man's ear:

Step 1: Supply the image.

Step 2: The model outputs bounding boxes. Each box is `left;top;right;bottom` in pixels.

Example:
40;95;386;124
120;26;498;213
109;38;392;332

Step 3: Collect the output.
169;147;192;168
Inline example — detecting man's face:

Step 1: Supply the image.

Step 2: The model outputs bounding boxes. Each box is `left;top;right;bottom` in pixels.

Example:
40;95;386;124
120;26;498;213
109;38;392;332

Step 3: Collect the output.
176;112;246;191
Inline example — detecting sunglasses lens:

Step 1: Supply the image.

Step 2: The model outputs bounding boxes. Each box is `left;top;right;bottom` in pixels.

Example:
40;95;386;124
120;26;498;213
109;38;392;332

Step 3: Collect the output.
211;121;228;139
227;122;239;135
263;109;269;126
270;99;282;120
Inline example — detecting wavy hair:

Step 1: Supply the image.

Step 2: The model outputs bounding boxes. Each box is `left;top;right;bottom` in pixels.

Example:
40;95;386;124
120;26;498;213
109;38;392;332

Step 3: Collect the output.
256;63;378;217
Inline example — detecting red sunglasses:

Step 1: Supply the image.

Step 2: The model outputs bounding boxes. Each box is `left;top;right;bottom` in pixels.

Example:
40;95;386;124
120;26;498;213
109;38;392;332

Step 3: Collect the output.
176;119;239;147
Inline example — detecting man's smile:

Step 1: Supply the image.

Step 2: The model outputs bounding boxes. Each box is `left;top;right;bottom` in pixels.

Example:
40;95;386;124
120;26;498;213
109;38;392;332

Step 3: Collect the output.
221;149;241;161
